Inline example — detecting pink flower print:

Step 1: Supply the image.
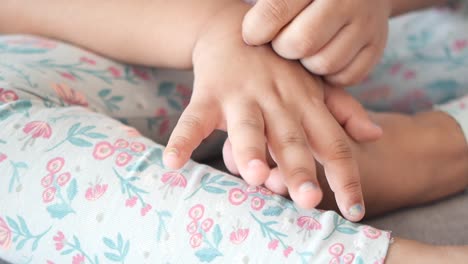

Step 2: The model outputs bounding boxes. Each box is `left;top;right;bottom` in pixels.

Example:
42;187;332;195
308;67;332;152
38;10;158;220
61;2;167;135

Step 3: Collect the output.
283;246;293;257
343;253;355;264
161;171;187;188
453;39;468;52
85;183;108;201
328;243;344;257
46;261;55;264
0;153;7;163
250;196;265;211
41;174;54;188
245;186;259;193
297;216;322;230
0;89;19;103
189;233;202;248
53;231;65;251
363;226;382;239
374;258;386;264
389;63;403;75
201;218;214;232
155;107;168;117
59;72;76;81
57;172;71;187
115;152;132;167
176;85;192;97
188;204;205;220
47;157;65;173
140;204;152;216
23;121;52;139
93;141;115;160
72;254;85;264
268;239;279;250
125;196;138;207
132;67;150;80
229;228;249;244
113;139;129;149
186;221;198;235
52;83;88;107
159;119;170;136
130;142;146;153
108;66;122;78
42;187;57;203
80;56;97;65
329;257;340;264
0;217;12;250
228;188;248;205
259;187;273;196
121;125;141;138
403;70;416;80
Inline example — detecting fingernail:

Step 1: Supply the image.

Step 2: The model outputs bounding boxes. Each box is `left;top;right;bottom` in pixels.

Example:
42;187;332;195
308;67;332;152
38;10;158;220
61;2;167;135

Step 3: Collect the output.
299;182;319;192
348;204;364;217
373;122;383;131
165;147;179;158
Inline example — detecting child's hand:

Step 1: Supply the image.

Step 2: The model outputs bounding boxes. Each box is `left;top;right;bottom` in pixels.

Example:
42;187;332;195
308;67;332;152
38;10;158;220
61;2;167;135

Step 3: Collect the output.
163;3;368;221
242;0;391;86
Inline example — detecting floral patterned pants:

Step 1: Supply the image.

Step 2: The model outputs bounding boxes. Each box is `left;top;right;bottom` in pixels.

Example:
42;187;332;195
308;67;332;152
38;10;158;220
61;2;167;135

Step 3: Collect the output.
2;5;468;264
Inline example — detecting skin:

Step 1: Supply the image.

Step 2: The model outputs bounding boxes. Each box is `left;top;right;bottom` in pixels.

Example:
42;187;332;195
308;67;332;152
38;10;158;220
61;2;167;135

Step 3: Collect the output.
1;0;467;262
242;0;448;86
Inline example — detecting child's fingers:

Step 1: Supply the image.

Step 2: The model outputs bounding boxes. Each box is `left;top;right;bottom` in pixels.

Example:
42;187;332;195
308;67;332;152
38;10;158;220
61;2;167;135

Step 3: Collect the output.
264;109;323;209
325;87;383;142
300;24;367;75
163;102;219;169
271;0;345;60
242;0;312;45
301;100;365;221
225;101;270;186
325;37;386;87
264;167;289;196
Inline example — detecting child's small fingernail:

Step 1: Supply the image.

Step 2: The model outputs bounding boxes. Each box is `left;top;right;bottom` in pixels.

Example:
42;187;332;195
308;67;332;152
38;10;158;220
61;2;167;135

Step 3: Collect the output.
164;147;180;166
348;204;364;218
299;182;319;192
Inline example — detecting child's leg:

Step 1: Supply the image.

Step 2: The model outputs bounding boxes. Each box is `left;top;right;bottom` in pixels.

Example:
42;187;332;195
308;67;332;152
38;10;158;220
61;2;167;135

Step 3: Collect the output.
0;35;390;263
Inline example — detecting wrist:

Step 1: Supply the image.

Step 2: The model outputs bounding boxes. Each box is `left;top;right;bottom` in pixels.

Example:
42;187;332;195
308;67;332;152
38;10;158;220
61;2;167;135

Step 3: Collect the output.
192;2;251;66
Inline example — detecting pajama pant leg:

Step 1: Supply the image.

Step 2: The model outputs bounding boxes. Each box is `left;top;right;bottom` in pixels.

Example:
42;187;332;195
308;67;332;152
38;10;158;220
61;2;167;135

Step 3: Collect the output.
0;35;390;263
351;4;468;142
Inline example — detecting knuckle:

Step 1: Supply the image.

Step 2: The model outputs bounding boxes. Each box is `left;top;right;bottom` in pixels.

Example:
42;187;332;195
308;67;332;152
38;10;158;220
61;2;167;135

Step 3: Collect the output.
328;139;353;161
261;0;290;24
288;167;314;180
278;130;307;148
340;179;361;194
327;72;357;87
237;117;263;131
179;113;203;131
239;146;264;159
171;135;194;149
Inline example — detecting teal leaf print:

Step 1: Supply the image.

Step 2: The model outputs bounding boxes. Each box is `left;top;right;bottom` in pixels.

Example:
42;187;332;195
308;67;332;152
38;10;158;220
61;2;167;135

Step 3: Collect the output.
323;214;359;240
355;256;365;264
212;224;222;247
262;206;284;217
47;123;107;151
67;179;78;201
61;248;74;255
185;173;239;200
156;210;172;242
195;248;223;263
5;215;51;251
103;233;130;263
8;161;28;193
98;88;124;112
47;203;74;219
126;148;164;172
336;227;358;235
158;82;174;96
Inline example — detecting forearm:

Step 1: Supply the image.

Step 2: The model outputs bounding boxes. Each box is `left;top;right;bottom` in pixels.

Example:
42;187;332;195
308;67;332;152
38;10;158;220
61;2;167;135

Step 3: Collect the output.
0;0;237;68
390;0;449;16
